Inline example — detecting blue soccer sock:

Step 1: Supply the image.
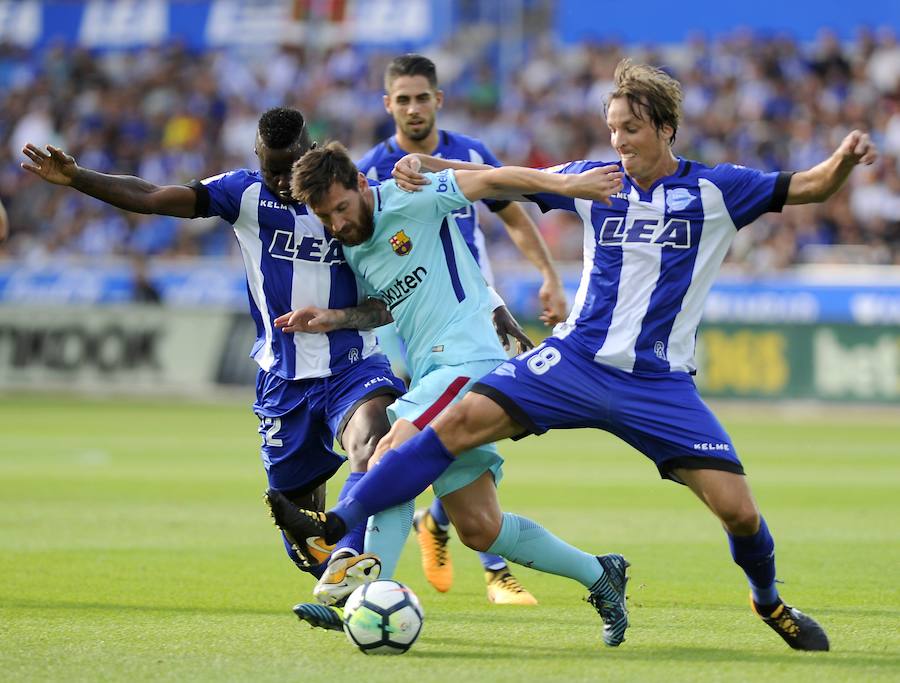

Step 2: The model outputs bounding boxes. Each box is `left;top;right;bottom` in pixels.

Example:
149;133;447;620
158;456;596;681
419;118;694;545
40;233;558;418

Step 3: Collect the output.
428;497;451;529
330;427;455;538
365;500;415;579
332;472;366;558
478;552;509;571
728;516;780;606
487;513;603;589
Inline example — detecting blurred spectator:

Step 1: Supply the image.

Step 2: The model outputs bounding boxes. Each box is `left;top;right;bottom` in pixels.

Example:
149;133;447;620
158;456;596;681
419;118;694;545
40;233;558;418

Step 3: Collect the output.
1;27;898;270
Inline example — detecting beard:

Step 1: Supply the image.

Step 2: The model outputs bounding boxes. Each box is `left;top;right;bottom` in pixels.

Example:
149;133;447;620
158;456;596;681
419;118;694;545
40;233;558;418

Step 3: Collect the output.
337;205;376;246
402;117;434;142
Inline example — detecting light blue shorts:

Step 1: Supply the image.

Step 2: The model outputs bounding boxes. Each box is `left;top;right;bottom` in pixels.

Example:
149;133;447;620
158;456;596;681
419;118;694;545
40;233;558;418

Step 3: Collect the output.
387;359;504;498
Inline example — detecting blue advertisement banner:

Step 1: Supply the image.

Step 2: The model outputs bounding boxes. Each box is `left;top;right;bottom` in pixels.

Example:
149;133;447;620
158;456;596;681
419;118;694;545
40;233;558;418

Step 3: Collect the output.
0;0;448;50
2;262;900;326
556;0;899;44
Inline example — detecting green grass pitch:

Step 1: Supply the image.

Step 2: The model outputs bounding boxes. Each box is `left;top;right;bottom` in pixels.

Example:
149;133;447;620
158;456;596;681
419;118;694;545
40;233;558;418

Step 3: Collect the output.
1;394;898;682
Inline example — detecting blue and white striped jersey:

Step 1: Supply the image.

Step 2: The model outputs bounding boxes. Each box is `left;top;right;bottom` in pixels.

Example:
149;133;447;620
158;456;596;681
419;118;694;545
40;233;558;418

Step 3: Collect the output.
356;130;510;286
194;169;379;380
530;158;791;375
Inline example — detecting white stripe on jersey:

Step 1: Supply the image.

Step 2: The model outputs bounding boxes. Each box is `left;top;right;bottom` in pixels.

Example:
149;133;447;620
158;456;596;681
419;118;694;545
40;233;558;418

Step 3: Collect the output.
472;226;495;287
232;183;275;371
554;198;595;340
594;185;666;371
466;147;497;284
289;205;334;377
666;179;736;372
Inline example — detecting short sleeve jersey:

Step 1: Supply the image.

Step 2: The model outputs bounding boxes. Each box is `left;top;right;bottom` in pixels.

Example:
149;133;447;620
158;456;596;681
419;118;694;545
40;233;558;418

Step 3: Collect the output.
342;169;506;379
526;158;792;375
194;169;379;380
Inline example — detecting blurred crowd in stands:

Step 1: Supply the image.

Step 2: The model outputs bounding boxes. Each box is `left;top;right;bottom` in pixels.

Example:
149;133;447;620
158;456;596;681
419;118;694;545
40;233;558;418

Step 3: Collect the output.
1;25;899;271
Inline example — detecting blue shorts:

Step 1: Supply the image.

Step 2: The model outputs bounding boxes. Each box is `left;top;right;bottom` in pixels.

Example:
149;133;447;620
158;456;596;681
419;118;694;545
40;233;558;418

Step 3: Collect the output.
472;337;742;483
254;353;405;494
388;359;505;498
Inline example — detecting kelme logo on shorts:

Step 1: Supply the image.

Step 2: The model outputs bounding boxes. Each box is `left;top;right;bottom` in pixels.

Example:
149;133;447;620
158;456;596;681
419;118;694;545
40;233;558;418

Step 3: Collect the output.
389;230;412;256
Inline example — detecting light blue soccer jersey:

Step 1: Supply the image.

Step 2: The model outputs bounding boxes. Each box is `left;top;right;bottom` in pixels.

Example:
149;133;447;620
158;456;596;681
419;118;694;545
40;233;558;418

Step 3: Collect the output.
527;158;791;375
356;130;510;285
343;170;505;381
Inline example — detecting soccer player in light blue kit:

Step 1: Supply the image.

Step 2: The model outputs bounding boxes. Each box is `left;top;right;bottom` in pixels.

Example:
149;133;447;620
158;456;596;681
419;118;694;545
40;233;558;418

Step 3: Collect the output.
269;141;633;646
269;60;879;650
357;53;567;604
20;109;406;630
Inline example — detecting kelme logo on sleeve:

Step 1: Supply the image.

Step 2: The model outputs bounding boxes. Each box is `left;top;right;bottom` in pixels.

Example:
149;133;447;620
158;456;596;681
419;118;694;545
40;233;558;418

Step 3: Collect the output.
389;230;412;256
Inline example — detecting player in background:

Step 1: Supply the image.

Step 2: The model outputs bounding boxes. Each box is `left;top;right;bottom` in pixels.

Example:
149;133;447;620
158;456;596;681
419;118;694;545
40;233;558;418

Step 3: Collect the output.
19;108;407;627
356;53;567;605
271;142;634;646
0;198;8;242
270;60;879;651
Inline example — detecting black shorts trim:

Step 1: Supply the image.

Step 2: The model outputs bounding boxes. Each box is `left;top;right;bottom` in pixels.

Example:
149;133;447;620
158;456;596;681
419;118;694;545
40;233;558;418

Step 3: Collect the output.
470;382;537;441
658;456;745;485
335;386;404;448
278;470;335;502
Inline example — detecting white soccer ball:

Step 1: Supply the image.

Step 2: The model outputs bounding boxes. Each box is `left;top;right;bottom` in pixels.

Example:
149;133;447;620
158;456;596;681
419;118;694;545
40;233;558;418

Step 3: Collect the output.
342;579;424;655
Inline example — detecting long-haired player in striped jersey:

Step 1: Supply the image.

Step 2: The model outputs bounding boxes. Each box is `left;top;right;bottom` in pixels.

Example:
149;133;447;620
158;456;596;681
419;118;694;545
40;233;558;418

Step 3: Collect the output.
273;60;878;650
20;108;407;630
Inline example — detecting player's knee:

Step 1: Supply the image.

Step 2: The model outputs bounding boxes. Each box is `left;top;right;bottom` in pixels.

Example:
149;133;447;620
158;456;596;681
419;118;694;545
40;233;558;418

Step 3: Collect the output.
344;428;387;471
453;511;502;552
719;502;760;536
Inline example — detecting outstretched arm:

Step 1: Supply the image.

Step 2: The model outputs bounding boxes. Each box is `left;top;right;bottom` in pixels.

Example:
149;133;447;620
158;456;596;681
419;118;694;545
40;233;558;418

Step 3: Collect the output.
274;299;393;334
786;130;878;205
392;154;490;190
21;144;197;218
456;164;623;206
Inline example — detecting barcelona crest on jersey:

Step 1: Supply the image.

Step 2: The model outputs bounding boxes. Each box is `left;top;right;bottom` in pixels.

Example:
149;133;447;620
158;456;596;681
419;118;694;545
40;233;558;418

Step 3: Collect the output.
389;230;412;255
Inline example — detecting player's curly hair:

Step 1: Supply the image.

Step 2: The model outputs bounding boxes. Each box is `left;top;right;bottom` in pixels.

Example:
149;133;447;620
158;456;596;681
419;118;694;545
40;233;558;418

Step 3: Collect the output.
608;59;682;145
257;107;313;151
291;141;359;208
385;53;438;91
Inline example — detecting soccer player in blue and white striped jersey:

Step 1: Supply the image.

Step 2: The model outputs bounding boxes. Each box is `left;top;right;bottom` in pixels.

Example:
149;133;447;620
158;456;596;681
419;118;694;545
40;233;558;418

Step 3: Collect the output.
20;109;406;606
279;60;878;650
356;53;567;605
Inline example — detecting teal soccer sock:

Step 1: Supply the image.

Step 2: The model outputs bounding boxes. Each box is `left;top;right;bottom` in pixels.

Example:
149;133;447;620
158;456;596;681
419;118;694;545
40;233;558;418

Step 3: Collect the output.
364;500;415;579
487;512;603;589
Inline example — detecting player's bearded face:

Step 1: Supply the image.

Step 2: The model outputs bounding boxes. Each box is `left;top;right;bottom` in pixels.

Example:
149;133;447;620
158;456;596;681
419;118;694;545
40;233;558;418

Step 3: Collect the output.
386;75;441;143
314;183;374;247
